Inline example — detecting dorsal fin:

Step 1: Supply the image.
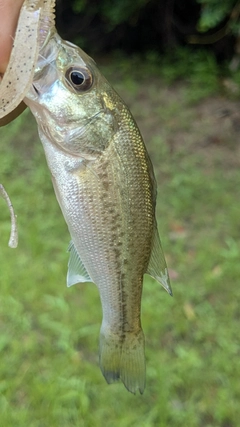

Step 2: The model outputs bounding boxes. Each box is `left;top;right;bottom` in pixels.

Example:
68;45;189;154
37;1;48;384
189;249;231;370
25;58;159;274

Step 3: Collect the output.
67;241;92;287
146;226;172;295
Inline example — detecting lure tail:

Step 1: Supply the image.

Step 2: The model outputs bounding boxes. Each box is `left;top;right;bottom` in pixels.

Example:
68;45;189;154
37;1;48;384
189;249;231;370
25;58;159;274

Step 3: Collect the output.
99;327;145;394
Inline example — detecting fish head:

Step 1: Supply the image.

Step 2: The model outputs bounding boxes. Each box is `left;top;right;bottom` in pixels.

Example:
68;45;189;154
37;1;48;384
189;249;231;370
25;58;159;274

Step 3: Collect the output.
25;33;118;157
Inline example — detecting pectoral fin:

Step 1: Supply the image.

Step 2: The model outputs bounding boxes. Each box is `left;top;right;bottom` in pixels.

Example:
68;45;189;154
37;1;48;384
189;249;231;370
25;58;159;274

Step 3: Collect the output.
146;226;172;295
67;241;92;287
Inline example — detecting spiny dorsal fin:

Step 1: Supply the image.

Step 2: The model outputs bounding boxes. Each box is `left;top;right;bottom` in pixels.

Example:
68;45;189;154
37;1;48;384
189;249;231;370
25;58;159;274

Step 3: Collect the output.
146;226;172;296
67;241;92;287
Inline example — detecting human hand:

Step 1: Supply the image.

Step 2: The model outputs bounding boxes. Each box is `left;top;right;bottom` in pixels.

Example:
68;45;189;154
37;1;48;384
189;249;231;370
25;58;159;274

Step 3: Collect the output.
0;0;25;74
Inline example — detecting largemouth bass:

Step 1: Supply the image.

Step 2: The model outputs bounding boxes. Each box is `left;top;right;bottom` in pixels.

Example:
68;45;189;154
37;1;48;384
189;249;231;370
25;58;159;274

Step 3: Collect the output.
0;0;172;394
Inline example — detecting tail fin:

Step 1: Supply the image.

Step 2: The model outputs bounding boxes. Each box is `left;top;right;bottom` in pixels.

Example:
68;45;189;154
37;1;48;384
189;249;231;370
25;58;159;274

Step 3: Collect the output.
99;328;145;394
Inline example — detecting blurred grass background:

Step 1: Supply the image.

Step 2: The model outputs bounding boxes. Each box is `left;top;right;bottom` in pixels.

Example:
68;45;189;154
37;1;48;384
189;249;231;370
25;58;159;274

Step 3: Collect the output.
0;50;240;426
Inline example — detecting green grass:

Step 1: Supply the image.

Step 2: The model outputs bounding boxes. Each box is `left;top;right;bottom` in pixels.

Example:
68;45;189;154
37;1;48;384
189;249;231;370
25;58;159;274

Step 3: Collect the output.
0;55;240;426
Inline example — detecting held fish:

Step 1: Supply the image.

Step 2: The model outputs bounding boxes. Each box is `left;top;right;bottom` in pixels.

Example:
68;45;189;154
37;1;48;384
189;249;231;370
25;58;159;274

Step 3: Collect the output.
0;0;172;394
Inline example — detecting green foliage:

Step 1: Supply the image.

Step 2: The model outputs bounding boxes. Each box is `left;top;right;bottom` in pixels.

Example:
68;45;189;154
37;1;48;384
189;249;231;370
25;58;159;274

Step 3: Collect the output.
106;48;221;103
72;0;87;14
72;0;148;26
70;0;150;31
159;48;220;100
100;0;148;28
0;56;240;425
59;0;239;58
197;0;236;32
196;0;240;40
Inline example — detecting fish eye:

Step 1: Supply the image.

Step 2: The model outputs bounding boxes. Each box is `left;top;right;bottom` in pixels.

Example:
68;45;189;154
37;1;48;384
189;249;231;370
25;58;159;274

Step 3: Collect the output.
65;66;93;92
